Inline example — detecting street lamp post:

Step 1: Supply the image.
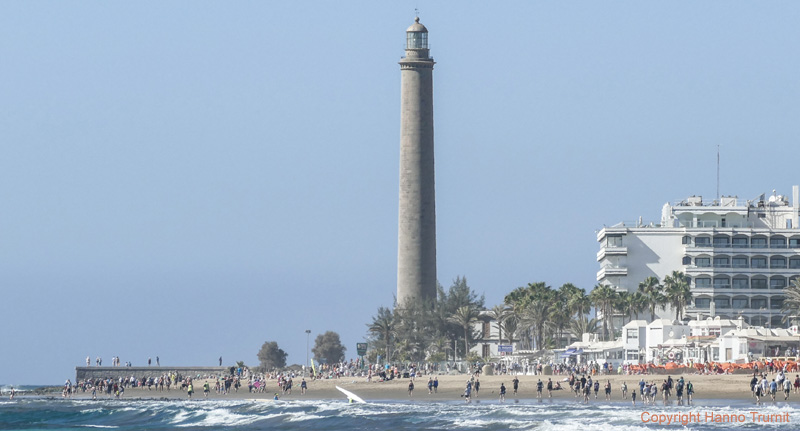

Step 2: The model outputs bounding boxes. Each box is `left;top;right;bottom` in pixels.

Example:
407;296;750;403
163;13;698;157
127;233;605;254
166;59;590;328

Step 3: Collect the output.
305;330;311;377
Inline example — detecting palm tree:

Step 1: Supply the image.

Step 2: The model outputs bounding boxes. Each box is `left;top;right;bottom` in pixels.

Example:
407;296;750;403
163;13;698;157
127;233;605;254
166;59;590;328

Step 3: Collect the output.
589;284;618;341
569;316;600;340
629;291;648;320
638;276;665;321
780;279;800;324
487;304;510;345
517;291;556;351
502;314;518;345
447;305;480;360
663;271;692;321
504;282;556;351
367;307;394;362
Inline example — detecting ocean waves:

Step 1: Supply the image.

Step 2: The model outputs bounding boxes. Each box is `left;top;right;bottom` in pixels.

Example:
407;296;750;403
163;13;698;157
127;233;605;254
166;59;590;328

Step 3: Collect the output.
0;398;797;430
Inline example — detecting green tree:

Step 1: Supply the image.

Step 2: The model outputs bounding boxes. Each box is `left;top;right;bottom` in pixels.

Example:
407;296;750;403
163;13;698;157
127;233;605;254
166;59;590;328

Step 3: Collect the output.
367;306;394;362
505;282;557;350
447;305;480;360
487;304;510;345
256;341;287;371
312;331;346;364
589;284;618;341
638;276;665;320
780;278;800;324
569;316;600;339
663;271;692;320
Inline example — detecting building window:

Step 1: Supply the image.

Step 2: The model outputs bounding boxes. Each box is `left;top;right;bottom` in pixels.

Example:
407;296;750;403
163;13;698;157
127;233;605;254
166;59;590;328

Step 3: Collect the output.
732;277;749;289
695;298;711;308
751;298;767;309
695;237;711;247
790;258;800;269
770;278;787;289
771;237;787;249
695;278;711;288
751;257;767;268
732;257;748;268
714;278;731;289
715;297;731;308
695;257;711;267
682;236;691;245
732;237;748;248
714;257;730;268
607;235;623;247
751;238;767;248
771;297;784;310
682;256;691;265
790;238;800;248
752;278;768;289
732;297;749;309
771;257;787;269
626;329;638;339
483;321;491;338
714;236;730;248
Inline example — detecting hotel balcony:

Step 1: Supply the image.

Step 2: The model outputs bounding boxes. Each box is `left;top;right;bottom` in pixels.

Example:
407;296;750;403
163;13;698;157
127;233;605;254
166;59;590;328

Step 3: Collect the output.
597;266;628;281
597;246;627;261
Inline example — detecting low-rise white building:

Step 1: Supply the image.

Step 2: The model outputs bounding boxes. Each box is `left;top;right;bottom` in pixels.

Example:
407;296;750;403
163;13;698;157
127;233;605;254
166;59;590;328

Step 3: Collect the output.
718;327;800;362
622;320;647;364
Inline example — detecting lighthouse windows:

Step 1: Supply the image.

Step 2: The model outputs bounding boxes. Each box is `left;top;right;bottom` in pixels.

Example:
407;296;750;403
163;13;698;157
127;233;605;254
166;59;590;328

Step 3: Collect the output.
407;32;427;49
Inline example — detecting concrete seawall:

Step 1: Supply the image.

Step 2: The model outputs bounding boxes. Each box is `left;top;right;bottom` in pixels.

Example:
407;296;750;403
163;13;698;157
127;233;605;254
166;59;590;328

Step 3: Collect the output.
76;366;231;381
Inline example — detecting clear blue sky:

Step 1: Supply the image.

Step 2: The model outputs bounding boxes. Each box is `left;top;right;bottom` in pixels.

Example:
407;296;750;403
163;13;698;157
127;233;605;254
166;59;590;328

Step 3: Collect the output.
2;1;799;384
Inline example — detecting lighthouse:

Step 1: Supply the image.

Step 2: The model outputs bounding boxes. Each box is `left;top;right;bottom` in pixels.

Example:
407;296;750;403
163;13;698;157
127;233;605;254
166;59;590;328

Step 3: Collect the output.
397;17;437;306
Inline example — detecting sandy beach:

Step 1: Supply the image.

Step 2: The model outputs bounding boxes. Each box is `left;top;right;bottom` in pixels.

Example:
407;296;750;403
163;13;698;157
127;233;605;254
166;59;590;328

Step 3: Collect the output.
59;372;799;403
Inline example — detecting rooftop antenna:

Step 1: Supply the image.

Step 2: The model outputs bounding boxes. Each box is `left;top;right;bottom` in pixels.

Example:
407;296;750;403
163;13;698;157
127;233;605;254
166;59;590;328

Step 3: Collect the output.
716;145;720;202
415;7;419;18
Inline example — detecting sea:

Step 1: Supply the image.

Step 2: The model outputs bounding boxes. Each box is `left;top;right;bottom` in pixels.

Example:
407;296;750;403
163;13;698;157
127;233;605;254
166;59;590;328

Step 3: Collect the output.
0;393;796;430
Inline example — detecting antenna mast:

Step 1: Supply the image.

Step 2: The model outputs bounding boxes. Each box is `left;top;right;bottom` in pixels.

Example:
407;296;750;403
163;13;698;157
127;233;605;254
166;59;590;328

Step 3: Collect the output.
716;145;720;201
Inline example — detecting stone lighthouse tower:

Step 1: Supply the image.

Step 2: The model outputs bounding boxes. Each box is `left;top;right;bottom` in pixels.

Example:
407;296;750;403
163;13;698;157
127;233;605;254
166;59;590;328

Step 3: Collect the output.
397;17;437;306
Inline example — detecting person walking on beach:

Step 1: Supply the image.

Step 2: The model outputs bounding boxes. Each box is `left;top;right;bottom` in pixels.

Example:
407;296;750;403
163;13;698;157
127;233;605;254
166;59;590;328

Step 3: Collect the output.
686;381;694;404
754;380;763;403
593;380;599;399
631;389;636;405
474;379;480;398
770;379;778;402
203;382;210;398
536;379;543;399
187;382;194;399
784;377;792;400
427;377;433;394
621;381;628;399
408;380;414;397
463;380;472;403
582;382;590;404
300;378;307;395
750;374;759;398
500;383;506;403
649;382;657;404
433;377;438;393
512;376;519;395
546;378;553;398
604;380;611;400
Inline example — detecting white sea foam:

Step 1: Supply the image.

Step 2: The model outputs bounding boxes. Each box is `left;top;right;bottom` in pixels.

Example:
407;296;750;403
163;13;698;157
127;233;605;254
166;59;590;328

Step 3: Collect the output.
176;408;263;427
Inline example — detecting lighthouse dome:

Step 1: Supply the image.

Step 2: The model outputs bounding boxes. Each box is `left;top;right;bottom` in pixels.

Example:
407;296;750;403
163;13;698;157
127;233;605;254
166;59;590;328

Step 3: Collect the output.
406;17;428;33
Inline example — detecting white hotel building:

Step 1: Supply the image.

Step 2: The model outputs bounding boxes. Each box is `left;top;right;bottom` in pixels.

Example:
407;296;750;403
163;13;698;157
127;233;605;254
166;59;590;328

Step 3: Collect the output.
597;186;800;328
